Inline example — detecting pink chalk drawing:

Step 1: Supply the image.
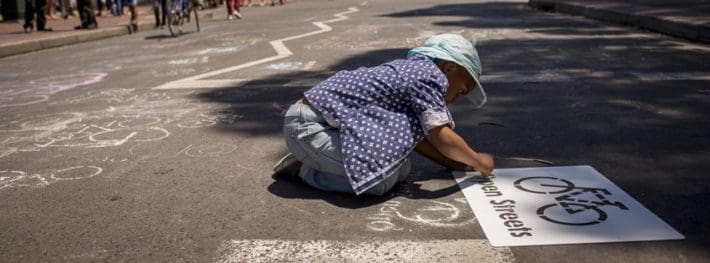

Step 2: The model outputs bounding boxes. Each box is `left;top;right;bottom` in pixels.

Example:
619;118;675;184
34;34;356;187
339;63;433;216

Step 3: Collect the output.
0;73;107;108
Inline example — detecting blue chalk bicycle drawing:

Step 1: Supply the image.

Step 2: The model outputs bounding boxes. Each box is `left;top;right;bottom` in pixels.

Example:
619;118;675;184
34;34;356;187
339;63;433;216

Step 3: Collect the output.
514;176;629;226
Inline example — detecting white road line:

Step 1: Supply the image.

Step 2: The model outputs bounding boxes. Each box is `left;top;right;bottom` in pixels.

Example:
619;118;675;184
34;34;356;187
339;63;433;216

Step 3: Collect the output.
302;60;317;70
215;239;514;263
155;79;249;89
153;7;359;90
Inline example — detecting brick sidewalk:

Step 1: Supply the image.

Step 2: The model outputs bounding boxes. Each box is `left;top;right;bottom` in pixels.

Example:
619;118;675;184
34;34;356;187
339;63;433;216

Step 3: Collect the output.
529;0;710;43
0;4;216;58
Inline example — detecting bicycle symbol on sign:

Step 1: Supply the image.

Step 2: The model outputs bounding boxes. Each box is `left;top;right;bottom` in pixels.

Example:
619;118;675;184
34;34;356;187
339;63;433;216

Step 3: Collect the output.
513;176;629;226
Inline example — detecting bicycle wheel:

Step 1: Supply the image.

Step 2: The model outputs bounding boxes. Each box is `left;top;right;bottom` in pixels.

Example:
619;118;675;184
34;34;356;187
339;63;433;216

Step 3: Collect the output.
180;0;199;33
514;176;575;194
167;4;181;37
537;203;607;226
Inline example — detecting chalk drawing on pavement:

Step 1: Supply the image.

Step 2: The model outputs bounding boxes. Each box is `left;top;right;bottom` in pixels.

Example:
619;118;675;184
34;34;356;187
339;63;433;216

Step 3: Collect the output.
177;112;245;128
366;199;476;232
183;144;237;157
266;61;303;71
1;165;103;190
0;73;107;108
0;113;171;159
49;166;103;181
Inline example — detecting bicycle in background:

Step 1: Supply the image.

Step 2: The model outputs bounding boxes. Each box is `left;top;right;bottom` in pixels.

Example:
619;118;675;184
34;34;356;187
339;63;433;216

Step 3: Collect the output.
167;0;200;36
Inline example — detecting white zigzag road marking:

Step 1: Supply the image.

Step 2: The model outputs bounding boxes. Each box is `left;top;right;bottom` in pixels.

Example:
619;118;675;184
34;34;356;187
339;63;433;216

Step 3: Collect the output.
153;7;359;90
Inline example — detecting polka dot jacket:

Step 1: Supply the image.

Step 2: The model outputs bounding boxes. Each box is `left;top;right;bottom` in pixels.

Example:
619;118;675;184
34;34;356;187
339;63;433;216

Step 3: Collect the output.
304;55;454;194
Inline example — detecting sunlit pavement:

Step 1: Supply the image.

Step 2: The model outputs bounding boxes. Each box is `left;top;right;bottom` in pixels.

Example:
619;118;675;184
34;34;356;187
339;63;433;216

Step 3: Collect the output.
0;0;708;261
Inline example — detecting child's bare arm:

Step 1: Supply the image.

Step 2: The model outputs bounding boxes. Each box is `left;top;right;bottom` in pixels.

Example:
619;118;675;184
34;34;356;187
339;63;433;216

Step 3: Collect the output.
414;139;468;170
427;125;494;176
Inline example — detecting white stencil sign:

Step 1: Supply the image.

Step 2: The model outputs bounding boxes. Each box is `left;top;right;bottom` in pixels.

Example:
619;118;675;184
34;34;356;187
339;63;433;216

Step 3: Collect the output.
453;166;685;247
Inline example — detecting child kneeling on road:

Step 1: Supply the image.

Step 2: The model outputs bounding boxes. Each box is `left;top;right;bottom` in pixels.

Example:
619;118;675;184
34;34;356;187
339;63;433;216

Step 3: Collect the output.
274;33;494;196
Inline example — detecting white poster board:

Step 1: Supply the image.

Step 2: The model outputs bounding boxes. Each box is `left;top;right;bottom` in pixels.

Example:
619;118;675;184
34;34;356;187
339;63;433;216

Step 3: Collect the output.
453;166;685;247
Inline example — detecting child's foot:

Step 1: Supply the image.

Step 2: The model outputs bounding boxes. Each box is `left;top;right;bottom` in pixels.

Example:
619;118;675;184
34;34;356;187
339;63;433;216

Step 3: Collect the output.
227;14;234;20
272;153;302;182
233;11;242;19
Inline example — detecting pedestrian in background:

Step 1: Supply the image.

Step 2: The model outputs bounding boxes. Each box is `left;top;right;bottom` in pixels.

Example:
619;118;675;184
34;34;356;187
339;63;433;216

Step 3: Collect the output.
23;0;52;32
153;0;167;28
95;0;105;16
225;0;241;20
60;0;74;19
125;0;137;31
110;0;121;16
45;0;58;19
75;0;97;29
242;0;260;7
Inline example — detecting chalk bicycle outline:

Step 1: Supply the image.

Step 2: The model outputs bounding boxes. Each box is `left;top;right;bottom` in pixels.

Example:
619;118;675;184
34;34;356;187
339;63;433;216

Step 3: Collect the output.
513;176;629;226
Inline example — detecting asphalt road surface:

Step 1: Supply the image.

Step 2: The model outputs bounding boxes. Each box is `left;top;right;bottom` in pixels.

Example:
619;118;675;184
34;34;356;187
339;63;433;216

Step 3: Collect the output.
1;0;709;262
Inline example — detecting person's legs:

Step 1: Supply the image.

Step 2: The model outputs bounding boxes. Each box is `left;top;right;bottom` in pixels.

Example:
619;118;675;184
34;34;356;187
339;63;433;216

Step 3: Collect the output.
35;0;47;30
24;0;35;32
283;103;410;196
361;158;410;196
153;0;160;26
232;0;240;18
76;0;86;26
225;0;233;18
62;0;73;18
127;0;135;21
109;0;117;15
113;0;121;15
45;0;55;18
127;0;136;30
160;0;167;26
76;0;97;28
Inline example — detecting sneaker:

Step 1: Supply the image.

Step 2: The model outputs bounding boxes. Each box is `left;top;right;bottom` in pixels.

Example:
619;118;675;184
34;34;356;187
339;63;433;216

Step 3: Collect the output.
233;11;242;19
227;14;234;20
272;153;302;181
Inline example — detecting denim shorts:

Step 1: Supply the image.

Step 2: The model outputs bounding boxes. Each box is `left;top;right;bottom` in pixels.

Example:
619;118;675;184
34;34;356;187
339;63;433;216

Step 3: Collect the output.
283;103;410;196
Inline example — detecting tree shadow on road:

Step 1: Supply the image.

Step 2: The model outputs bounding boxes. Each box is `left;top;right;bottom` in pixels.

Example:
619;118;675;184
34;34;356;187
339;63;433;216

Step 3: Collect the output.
265;158;495;209
193;0;710;247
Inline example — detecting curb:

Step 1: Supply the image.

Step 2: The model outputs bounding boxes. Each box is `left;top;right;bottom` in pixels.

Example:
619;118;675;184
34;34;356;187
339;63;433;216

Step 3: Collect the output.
0;10;215;59
529;0;710;43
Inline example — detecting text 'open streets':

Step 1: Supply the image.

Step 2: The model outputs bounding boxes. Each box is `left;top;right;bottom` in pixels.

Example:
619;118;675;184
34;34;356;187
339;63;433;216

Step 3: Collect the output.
454;166;685;247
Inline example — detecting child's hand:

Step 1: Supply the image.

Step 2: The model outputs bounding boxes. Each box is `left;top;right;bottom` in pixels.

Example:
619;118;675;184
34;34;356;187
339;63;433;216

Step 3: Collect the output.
476;153;495;176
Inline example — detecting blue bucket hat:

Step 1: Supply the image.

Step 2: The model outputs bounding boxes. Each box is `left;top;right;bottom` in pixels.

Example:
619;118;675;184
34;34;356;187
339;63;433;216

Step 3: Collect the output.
407;33;486;108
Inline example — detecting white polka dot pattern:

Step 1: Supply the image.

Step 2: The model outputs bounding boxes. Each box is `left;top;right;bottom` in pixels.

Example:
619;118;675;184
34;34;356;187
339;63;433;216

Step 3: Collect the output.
304;55;452;194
